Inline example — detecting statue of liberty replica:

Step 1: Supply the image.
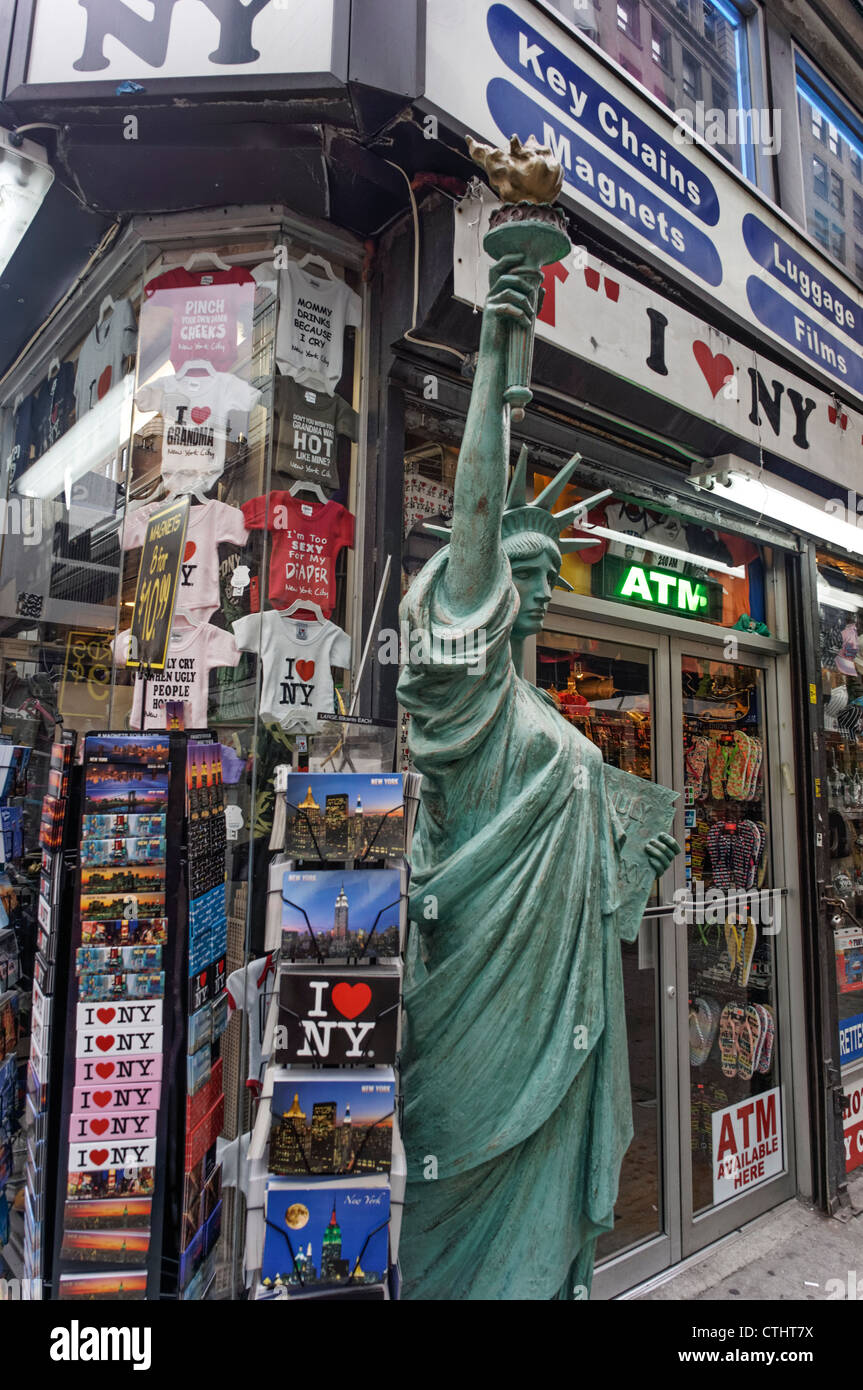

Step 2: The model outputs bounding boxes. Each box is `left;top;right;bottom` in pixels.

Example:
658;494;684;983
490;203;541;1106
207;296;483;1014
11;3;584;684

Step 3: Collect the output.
397;136;680;1301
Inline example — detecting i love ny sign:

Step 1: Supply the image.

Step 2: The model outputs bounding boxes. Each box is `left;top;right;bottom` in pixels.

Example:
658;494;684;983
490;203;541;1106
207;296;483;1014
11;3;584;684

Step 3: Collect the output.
275;966;400;1064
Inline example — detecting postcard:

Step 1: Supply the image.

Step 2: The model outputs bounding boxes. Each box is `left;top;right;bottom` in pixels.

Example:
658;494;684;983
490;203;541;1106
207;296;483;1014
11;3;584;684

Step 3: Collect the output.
268;1068;395;1177
281;868;403;961
75;1025;163;1059
275;964;401;1065
81;837;168;868
77;971;165;1002
83;764;169;813
81;918;168;946
76;946;162;974
75;1054;162;1086
60;1227;151;1264
63;1197;152;1231
262;1181;390;1290
68;1139;157;1173
80;895;166;924
85;733;170;766
284;774;405;862
58;1269;147;1299
82;813;166;837
72;1081;161;1113
66;1167;155;1200
69;1109;157;1143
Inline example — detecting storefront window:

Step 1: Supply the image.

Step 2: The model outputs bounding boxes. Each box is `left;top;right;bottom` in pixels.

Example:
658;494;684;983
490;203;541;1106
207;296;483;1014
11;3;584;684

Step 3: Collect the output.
0;225;365;1299
796;54;863;287
545;0;757;181
817;552;863;1163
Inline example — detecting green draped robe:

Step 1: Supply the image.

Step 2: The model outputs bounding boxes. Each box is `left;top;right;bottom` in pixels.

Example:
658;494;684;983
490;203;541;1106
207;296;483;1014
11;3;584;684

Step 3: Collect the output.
396;546;652;1301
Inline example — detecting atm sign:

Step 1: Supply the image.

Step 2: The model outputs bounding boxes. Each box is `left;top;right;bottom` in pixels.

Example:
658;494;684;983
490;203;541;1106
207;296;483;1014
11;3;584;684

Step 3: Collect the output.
594;555;724;621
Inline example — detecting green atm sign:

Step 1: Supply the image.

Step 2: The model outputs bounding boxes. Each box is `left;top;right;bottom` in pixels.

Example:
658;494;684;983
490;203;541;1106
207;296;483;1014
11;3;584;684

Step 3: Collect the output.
594;555;724;621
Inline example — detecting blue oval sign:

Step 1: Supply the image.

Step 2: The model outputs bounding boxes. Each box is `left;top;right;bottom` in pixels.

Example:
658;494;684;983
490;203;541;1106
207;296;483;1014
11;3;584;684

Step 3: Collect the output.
743;213;861;349
487;2;719;226
746;276;863;394
487;79;723;287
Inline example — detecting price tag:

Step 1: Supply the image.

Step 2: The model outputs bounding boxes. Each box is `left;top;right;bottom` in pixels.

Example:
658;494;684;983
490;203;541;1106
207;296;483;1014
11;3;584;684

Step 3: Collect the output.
127;496;190;670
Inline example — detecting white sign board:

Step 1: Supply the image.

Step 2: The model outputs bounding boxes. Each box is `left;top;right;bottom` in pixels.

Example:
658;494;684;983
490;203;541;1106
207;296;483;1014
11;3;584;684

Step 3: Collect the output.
425;0;863;405
26;0;336;84
454;188;863;491
711;1085;783;1205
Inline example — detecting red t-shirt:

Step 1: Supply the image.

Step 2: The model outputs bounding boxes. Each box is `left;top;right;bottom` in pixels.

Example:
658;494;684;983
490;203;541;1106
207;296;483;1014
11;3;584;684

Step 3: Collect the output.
241;492;355;617
142;265;255;372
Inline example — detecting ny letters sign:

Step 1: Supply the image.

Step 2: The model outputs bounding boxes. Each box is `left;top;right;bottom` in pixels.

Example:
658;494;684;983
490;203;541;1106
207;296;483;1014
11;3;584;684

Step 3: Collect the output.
21;0;340;88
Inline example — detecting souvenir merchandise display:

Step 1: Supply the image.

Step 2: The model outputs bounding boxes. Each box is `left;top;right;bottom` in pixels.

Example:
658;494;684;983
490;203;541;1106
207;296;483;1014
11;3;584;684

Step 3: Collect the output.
113;617;242;731
74;299;138;418
0;740;37;1280
179;738;229;1299
680;657;779;1213
23;738;76;1293
818;571;863;1065
241;491;355;617
142;262;256;374
122;499;248;624
241;760;411;1301
0;235;367;1300
272;376;358;490
232;611;351;733
36;731;231;1300
52;734;170;1300
253;258;361;392
134;361;260;495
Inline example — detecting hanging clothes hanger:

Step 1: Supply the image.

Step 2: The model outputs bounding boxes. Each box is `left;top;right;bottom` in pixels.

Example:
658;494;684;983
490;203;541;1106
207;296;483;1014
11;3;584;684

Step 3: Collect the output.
282;598;325;622
175;358;216;380
295;250;336;281
163;487;210;507
97;294;115;326
183;250;231;273
289;478;327;505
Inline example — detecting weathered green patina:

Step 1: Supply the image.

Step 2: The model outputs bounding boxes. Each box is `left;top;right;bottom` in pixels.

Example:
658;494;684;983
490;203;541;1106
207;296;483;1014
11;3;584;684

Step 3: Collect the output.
396;170;679;1301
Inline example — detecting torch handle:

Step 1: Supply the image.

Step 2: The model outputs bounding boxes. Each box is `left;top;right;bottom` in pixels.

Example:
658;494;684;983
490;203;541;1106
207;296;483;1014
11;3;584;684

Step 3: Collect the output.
504;265;544;422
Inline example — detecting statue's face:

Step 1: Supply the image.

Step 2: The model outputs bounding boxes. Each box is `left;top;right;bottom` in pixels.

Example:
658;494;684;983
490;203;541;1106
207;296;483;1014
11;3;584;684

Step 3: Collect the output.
510;552;560;639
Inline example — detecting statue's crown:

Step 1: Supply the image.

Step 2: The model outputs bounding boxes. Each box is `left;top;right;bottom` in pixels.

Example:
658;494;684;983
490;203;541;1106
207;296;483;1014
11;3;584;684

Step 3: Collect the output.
424;448;609;592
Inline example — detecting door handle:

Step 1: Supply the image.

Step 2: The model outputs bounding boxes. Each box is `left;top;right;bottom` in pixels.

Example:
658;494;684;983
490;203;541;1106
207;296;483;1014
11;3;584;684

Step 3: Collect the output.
666;985;676;998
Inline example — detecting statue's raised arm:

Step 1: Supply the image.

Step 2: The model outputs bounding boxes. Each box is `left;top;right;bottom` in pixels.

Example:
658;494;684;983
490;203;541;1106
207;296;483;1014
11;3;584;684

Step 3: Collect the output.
441;134;570;620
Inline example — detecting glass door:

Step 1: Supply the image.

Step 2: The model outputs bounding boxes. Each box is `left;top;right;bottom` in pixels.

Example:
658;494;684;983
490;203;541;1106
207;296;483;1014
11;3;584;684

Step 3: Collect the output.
537;618;797;1294
535;621;680;1294
671;638;796;1257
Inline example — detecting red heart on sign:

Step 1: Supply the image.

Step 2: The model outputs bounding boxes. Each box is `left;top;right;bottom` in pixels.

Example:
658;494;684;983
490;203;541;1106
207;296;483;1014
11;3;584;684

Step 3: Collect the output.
90;1118;109;1136
97;1007;115;1024
331;982;372;1020
95;1062;114;1079
296;659;315;681
184;540;196;561
692;341;734;398
191;406;211;425
92;1091;112;1108
97;365;113;400
89;1149;109;1166
95;1035;115;1052
200;972;207;987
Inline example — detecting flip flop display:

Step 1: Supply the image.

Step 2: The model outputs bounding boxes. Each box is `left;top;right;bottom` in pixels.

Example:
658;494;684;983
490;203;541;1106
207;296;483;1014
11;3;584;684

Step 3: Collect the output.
737;1005;762;1081
718;1004;739;1079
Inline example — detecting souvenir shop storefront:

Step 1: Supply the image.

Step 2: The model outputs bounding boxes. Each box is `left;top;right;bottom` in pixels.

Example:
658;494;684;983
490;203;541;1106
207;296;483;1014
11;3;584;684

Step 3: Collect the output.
0;0;425;1301
0;0;857;1304
368;0;863;1298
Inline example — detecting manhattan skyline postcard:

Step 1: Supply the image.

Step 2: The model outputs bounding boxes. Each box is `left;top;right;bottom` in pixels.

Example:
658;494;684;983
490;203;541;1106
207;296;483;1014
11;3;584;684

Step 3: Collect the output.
262;1181;390;1291
284;773;405;861
281;868;403;959
269;1069;395;1177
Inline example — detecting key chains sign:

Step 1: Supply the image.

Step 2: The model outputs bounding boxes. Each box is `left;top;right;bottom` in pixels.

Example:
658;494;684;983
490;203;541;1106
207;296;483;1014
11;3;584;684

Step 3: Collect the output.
127;497;190;670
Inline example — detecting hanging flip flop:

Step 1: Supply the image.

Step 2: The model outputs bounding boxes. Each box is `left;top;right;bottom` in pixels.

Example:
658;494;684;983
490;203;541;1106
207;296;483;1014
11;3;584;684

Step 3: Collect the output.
736;1005;762;1081
719;1004;739;1078
738;918;758;986
726;731;752;800
756;1005;776;1073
